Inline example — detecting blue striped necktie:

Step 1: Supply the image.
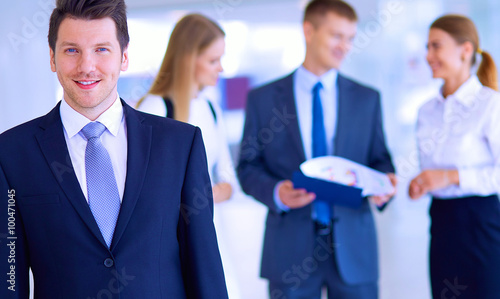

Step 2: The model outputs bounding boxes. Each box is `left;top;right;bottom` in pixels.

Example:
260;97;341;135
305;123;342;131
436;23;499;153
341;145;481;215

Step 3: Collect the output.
311;82;331;226
81;122;121;248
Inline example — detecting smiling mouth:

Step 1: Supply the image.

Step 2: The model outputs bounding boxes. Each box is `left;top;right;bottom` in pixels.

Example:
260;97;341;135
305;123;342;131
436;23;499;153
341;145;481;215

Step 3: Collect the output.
74;80;100;89
76;80;99;85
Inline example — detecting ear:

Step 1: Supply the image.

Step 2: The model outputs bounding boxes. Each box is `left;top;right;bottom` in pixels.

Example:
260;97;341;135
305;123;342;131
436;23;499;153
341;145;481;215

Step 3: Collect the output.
121;44;129;72
303;21;315;44
50;48;56;72
461;41;474;63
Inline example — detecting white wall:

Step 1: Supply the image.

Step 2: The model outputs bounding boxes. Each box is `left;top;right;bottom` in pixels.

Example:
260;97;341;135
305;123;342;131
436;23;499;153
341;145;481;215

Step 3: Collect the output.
0;0;58;133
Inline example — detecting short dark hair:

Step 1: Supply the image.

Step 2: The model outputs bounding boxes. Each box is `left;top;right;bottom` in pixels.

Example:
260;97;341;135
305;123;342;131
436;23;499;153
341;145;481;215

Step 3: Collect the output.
48;0;129;53
304;0;357;27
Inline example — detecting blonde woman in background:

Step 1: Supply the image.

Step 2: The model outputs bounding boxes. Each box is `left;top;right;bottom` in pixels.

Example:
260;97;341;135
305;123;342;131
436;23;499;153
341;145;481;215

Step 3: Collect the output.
137;14;242;298
409;15;500;299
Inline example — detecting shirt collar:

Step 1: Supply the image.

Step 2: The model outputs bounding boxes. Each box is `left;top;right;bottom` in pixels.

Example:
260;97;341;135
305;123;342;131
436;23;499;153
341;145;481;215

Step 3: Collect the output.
60;95;124;138
296;66;338;93
437;75;482;107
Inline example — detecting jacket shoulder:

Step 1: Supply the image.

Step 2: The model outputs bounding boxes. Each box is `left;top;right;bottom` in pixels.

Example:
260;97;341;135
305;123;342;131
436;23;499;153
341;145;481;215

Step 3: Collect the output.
248;72;294;99
0;115;47;145
135;109;198;136
339;74;380;96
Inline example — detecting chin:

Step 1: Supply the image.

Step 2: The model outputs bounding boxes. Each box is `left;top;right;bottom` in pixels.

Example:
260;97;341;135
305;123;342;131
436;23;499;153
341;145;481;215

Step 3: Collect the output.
431;72;443;79
327;60;342;70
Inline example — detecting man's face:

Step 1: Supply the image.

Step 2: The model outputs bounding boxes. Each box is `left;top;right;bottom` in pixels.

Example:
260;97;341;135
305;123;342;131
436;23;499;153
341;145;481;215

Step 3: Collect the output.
50;17;128;120
304;12;357;72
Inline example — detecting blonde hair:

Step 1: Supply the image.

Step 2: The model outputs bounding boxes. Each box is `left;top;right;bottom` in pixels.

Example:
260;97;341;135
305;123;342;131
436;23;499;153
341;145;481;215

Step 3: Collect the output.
431;14;498;91
137;14;225;121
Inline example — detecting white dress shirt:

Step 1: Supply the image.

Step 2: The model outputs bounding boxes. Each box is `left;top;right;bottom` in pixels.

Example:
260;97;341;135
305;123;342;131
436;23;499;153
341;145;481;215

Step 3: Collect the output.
138;93;240;191
274;66;338;211
60;96;128;202
294;66;338;159
417;75;500;198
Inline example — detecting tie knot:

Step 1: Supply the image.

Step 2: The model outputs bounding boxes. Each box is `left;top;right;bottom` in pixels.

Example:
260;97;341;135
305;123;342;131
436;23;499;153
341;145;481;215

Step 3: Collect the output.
81;122;107;140
313;81;323;94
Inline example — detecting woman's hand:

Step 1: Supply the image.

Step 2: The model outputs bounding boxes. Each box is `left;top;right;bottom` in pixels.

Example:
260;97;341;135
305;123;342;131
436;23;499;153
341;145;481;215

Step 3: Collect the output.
409;169;459;199
212;182;233;203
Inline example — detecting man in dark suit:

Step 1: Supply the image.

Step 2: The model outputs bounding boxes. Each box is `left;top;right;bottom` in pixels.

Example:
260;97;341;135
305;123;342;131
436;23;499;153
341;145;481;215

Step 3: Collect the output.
238;1;396;298
0;0;228;298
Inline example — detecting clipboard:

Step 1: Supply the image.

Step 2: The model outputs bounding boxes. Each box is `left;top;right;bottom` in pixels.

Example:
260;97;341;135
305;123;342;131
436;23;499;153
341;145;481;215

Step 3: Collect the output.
292;171;363;209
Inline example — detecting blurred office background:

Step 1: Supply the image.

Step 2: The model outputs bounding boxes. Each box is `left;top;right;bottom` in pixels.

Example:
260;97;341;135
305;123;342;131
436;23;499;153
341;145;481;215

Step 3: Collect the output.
2;0;500;298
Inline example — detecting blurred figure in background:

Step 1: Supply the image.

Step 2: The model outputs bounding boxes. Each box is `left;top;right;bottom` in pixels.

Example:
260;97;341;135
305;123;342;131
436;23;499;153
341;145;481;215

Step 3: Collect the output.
136;13;242;299
238;0;396;298
409;14;500;299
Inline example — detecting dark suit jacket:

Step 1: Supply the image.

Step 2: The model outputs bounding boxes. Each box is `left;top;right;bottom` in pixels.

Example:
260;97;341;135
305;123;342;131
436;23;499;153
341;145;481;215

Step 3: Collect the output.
0;101;228;299
237;71;394;285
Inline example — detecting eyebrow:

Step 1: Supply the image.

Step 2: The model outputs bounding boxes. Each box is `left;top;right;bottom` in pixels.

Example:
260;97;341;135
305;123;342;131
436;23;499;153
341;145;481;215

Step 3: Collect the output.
95;42;114;48
59;41;79;48
59;41;114;48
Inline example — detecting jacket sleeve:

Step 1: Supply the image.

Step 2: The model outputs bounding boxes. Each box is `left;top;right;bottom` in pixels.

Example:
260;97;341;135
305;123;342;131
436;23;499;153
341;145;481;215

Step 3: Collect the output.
177;127;229;299
0;164;30;299
368;92;395;174
367;92;395;211
237;90;282;213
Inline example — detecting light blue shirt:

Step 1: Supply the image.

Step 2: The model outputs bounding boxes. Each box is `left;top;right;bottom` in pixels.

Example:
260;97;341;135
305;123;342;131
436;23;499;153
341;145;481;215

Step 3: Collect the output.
274;66;338;211
60;96;128;203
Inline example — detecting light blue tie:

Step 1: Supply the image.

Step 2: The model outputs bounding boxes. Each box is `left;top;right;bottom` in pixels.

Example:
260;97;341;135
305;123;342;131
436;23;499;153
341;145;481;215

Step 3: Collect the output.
82;122;121;248
312;82;331;226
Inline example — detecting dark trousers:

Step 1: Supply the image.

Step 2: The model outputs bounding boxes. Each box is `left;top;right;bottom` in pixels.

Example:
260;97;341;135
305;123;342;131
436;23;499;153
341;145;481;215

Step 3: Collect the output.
430;195;500;299
268;231;377;299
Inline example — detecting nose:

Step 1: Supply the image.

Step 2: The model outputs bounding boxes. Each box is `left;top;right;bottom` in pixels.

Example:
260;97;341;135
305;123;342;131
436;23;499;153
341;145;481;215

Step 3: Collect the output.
77;51;96;74
341;37;353;53
217;61;224;73
425;49;432;64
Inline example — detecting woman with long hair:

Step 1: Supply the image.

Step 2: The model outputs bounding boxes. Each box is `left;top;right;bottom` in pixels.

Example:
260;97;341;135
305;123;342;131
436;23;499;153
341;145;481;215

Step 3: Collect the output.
409;14;500;299
137;14;242;298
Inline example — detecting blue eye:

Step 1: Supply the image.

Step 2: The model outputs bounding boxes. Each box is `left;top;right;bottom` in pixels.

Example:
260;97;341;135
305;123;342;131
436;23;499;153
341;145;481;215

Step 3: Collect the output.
66;48;77;53
97;48;108;52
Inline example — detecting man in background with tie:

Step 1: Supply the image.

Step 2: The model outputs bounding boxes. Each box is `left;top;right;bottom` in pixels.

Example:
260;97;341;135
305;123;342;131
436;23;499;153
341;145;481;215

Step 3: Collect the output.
238;0;396;298
0;0;228;298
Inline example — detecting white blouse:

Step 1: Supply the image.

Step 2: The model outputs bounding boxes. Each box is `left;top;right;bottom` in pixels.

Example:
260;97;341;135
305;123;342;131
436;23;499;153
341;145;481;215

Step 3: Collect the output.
416;75;500;198
137;94;240;192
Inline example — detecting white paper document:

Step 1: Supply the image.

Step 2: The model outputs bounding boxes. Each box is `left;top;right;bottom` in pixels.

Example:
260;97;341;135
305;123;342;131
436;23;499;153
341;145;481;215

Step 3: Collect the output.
300;156;394;197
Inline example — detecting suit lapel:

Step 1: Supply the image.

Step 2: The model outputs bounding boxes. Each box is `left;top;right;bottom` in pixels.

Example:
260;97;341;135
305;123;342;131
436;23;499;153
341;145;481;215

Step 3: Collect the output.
110;101;151;250
334;74;357;157
278;72;306;162
36;103;107;247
